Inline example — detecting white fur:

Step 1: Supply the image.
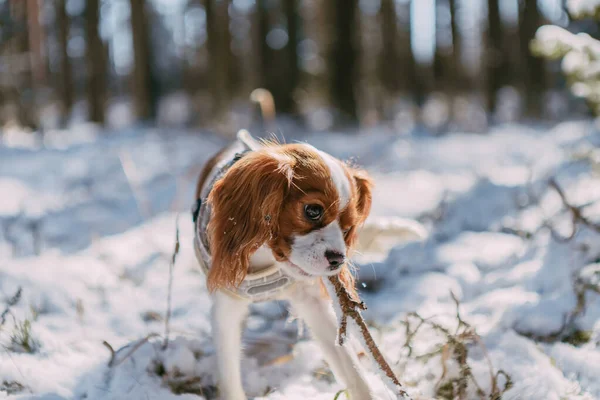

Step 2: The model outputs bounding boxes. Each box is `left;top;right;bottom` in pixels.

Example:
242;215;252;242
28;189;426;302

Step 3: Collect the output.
304;144;352;211
212;290;251;400
284;283;374;399
212;282;374;400
289;221;346;274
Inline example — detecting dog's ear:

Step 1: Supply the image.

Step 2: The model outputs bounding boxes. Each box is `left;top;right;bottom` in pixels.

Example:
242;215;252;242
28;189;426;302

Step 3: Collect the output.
350;168;373;225
206;150;294;292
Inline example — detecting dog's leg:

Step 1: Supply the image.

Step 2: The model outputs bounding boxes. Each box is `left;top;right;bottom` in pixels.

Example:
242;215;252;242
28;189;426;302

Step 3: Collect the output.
212;290;250;400
286;283;374;400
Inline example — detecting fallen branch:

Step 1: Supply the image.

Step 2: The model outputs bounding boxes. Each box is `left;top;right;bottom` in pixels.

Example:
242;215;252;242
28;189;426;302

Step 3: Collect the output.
327;275;410;399
547;178;600;241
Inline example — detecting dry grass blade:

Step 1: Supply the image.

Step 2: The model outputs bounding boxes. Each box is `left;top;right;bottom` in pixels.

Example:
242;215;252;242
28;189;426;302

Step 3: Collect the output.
163;215;180;350
327;275;410;399
403;293;513;400
1;287;22;327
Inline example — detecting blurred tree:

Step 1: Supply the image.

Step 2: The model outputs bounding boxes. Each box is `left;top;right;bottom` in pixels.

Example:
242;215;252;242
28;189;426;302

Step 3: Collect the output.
378;0;400;94
532;1;600;115
55;0;73;123
449;0;463;89
206;0;232;117
256;0;300;115
4;0;37;128
130;0;158;121
26;0;44;87
434;0;454;93
328;0;359;122
283;0;299;112
85;0;106;124
519;0;546;117
398;0;421;105
486;0;504;114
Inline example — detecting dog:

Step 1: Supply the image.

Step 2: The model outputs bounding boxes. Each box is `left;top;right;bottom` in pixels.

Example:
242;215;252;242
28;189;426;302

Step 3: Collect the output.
192;130;423;399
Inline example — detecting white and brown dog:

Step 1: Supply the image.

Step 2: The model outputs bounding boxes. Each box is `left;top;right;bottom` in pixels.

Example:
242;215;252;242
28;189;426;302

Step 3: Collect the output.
192;131;423;399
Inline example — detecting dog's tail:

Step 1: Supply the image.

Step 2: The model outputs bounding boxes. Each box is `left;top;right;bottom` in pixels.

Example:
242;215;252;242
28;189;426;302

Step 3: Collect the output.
250;88;276;129
355;216;428;255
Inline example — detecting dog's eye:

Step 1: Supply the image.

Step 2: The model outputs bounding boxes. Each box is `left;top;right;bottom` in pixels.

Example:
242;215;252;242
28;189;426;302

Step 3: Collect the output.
343;227;352;235
304;204;324;221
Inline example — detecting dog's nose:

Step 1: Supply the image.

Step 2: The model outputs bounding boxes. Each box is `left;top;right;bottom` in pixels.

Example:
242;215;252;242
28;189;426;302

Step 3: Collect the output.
325;250;345;269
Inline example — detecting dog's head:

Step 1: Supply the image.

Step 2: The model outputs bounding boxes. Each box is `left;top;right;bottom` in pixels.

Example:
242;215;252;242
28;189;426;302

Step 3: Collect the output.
206;143;372;292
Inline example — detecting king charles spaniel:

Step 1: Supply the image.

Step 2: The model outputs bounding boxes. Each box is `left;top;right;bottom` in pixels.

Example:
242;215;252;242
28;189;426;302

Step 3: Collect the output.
193;131;378;399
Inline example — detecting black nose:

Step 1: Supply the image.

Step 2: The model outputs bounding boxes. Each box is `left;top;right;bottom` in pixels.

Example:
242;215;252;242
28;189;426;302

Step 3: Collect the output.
325;250;345;269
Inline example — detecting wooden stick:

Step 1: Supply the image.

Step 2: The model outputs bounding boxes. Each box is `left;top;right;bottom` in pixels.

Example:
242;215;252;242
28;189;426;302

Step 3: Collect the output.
328;275;411;399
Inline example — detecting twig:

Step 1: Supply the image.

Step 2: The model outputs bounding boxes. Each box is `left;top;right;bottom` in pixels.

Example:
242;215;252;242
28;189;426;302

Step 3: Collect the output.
1;287;22;327
103;340;116;367
547;178;600;241
327;275;410;398
333;389;349;400
163;215;180;350
107;333;161;368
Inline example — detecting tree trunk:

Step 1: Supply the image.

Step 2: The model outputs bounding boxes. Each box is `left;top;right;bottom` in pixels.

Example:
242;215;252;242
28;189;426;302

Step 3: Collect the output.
85;0;106;124
56;0;73;122
255;0;299;115
328;0;358;123
398;0;421;104
3;1;36;128
449;0;464;90
26;0;44;86
519;0;545;117
379;0;400;94
433;0;455;93
486;0;505;114
283;0;299;113
129;0;158;121
206;0;231;117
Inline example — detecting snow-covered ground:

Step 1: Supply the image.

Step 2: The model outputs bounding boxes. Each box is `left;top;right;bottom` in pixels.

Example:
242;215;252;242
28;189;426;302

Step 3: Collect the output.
1;121;600;400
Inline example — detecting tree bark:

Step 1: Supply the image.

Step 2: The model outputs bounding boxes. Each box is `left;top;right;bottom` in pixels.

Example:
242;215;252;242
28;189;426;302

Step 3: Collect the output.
486;0;505;114
328;0;359;123
129;0;158;121
56;0;73;122
519;0;545;117
85;0;106;124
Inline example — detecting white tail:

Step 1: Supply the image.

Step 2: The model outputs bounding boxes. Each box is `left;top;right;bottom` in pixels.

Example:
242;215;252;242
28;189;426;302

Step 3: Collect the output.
355;217;427;256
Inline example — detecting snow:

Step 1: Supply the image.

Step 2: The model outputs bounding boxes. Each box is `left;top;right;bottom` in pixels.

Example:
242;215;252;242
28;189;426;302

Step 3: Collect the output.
567;0;600;18
1;121;600;399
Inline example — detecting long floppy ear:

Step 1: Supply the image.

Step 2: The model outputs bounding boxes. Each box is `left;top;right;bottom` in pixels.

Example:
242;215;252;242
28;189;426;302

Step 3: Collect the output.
206;151;294;292
333;168;373;301
351;168;373;225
